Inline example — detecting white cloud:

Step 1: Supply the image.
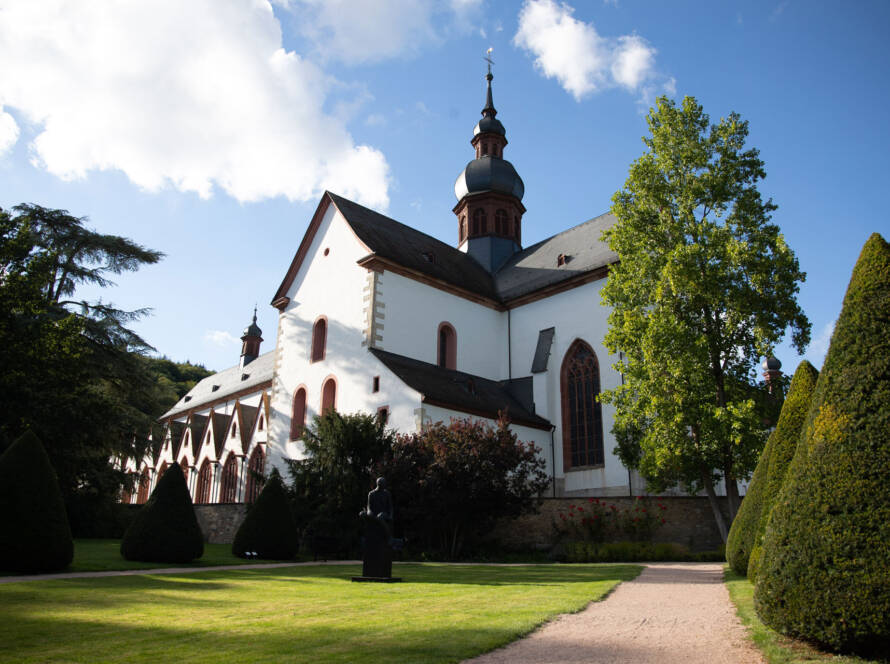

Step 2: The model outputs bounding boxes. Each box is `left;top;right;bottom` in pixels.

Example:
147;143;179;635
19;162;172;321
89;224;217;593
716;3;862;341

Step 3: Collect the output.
0;0;390;208
513;0;660;101
0;108;18;156
807;319;835;368
205;330;240;348
288;0;440;65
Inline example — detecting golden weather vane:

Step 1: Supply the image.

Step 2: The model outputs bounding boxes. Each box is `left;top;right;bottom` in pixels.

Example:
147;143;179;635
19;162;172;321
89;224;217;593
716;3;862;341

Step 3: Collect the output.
484;47;494;75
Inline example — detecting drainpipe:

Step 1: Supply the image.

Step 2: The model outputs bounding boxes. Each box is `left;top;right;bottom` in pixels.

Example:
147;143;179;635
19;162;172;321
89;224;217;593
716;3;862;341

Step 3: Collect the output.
550;424;557;498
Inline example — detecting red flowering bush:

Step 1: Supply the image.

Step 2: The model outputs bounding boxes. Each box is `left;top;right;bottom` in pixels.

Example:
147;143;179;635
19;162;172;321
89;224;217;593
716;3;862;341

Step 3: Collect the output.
556;496;668;546
619;496;668;541
556;498;616;543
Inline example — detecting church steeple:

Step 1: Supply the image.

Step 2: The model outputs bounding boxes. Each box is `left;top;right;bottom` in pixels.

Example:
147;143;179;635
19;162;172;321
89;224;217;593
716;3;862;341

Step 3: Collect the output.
453;52;526;273
240;306;263;369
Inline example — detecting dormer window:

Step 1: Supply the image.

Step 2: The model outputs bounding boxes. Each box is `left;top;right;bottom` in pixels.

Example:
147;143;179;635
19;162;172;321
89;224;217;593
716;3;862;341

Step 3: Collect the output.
241;373;249;381
211;385;220;392
184;396;192;402
422;251;437;264
557;253;568;267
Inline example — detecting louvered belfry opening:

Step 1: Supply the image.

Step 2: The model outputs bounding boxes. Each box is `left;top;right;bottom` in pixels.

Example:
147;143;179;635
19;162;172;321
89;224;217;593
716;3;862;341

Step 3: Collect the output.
561;339;605;469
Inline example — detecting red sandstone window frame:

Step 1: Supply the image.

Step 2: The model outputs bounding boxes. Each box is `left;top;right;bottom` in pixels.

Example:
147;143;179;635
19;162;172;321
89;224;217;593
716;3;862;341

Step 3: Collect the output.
321;375;338;413
311;316;327;363
196;459;213;504
376;405;390;425
136;468;151;504
219;454;239;504
179;457;190;485
437;322;457;370
290;385;307;440
560;338;605;471
244;446;266;504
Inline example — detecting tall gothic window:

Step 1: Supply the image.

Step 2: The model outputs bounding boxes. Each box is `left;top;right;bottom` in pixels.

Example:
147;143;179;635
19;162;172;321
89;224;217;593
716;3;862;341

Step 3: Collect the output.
219;455;239;503
495;209;508;236
311;317;327;362
244;447;266;504
437;322;456;370
136;468;151;504
196;459;213;504
472;208;486;235
560;339;605;469
321;377;337;413
290;387;307;440
179;458;189;485
156;462;168;484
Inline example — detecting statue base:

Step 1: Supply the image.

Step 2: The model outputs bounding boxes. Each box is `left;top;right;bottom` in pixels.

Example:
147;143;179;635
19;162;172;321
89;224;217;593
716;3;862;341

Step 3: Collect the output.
351;576;403;583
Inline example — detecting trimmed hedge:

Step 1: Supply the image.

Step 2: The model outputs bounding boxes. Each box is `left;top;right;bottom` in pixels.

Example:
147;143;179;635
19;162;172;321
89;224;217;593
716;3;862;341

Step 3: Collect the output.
728;360;818;576
120;463;204;563
726;431;771;575
746;360;818;579
0;431;74;573
232;469;298;560
754;233;890;656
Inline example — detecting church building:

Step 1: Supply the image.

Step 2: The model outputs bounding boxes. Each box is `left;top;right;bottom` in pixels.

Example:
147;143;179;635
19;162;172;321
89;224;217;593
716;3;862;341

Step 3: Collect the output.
122;67;648;506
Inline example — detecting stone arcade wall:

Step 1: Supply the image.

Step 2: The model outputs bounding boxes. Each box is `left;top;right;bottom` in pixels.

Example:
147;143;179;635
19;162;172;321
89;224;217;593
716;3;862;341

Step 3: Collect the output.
489;496;732;553
193;504;247;544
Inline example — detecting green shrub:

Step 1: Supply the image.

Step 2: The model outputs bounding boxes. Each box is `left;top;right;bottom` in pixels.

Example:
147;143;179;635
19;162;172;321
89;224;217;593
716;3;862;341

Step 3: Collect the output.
120;463;203;563
560;539;723;563
746;360;818;579
232;469;299;560
754;233;890;657
727;360;818;577
0;431;74;573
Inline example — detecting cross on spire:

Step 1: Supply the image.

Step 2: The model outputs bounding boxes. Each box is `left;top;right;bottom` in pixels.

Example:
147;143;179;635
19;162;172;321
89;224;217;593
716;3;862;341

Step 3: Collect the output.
484;47;494;76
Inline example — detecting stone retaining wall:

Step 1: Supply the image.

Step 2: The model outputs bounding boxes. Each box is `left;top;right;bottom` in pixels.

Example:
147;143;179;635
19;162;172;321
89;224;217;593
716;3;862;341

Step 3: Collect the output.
488;496;730;552
193;504;247;544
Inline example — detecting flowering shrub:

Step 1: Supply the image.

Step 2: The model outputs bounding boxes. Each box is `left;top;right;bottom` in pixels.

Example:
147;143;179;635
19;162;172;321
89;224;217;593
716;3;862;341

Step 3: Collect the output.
555;498;616;543
619;496;668;541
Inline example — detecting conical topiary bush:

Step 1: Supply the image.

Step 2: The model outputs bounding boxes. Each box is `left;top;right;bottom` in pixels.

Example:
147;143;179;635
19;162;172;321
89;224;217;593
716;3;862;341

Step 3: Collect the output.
120;463;204;563
0;431;74;573
232;469;298;560
726;428;772;576
746;360;818;579
754;233;890;656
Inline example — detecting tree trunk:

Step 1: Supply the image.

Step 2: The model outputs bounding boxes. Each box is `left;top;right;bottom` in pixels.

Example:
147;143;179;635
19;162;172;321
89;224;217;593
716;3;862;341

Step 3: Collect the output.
724;472;741;523
701;470;728;543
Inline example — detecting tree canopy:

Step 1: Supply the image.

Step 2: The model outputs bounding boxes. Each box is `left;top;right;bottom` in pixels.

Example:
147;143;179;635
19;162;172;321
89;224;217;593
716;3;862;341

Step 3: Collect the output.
599;96;810;541
0;203;167;533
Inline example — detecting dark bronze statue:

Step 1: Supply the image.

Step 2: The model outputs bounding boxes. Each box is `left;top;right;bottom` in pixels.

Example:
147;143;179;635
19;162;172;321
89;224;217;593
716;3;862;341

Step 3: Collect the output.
353;477;401;582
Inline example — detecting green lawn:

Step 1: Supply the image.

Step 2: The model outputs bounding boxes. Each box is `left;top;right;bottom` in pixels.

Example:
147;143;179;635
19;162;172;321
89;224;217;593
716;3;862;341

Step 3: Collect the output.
724;567;887;664
0;562;640;663
0;539;301;575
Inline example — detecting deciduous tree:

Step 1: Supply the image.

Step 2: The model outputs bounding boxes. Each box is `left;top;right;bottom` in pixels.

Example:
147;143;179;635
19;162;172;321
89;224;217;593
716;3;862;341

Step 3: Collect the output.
600;96;810;541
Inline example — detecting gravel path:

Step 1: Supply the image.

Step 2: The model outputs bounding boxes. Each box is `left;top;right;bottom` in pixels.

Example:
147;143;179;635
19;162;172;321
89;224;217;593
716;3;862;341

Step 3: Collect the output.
463;562;764;664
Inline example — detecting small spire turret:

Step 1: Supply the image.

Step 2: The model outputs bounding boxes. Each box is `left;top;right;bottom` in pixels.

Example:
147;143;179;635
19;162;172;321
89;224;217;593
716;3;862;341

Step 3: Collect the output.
240;305;263;368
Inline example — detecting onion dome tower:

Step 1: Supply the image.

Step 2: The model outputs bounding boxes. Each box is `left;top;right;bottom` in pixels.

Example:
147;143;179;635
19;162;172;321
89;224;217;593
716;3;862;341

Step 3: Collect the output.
453;55;526;272
240;307;263;369
762;356;782;395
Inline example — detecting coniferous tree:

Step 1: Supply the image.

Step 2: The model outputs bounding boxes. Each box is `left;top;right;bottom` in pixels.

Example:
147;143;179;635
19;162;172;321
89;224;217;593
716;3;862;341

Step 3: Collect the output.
0;431;74;573
754;233;890;656
726;360;818;576
232;469;298;560
121;463;203;563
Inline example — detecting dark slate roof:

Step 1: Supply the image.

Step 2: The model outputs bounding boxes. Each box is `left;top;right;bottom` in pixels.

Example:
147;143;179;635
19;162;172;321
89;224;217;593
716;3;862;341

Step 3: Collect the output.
169;421;186;459
369;348;551;430
531;327;555;374
236;403;259;454
187;414;208;458
494;211;617;301
162;351;274;419
211;411;229;458
328;193;500;300
327;193;615;306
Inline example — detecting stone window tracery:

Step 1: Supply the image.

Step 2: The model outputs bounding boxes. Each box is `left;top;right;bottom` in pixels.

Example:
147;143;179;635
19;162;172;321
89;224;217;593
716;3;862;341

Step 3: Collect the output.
561;339;605;469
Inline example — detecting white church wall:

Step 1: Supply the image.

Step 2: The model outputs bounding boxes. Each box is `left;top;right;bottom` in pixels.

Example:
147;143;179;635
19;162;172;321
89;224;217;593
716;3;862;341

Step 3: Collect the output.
508;278;631;495
378;271;508;380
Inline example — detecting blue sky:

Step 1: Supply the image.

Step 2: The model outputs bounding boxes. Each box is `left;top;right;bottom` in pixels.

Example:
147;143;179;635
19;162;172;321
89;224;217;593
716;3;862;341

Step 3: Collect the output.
1;0;888;372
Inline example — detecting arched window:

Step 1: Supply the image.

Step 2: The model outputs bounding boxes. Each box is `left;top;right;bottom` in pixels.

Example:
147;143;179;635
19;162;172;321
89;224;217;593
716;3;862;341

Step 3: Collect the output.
157;462;168;485
219;455;239;504
460;216;467;243
472;208;486;235
290;387;307;440
179;458;189;485
136;468;151;504
121;479;133;505
196;459;213;504
561;339;605;470
495;209;508;236
311;317;327;362
437;322;456;370
321;377;337;413
258;415;264;431
231;422;237;438
244;447;266;504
